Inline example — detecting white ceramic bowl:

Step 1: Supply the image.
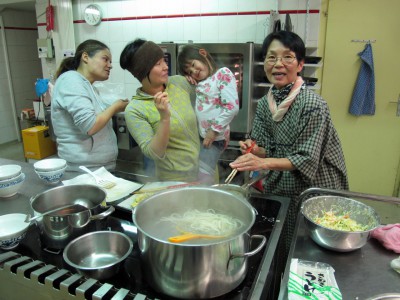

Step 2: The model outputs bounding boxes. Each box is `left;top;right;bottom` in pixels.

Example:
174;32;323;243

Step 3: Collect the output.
35;166;66;185
0;173;25;197
0;213;30;249
0;164;22;180
34;158;67;172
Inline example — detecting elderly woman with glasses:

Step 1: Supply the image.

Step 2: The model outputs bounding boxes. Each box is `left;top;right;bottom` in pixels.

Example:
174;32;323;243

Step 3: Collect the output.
230;31;349;256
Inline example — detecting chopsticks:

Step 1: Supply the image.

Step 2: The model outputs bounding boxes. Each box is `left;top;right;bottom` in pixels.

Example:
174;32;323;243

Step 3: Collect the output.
225;141;256;184
133;181;201;194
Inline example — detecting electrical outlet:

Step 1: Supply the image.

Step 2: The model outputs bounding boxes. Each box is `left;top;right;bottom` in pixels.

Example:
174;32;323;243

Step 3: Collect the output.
62;49;75;58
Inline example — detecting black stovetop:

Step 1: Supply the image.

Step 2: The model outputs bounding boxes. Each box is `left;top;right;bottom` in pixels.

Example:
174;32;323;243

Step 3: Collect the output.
4;194;286;300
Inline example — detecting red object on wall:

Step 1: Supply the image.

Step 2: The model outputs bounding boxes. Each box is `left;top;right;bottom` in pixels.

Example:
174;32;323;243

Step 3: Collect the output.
46;4;54;31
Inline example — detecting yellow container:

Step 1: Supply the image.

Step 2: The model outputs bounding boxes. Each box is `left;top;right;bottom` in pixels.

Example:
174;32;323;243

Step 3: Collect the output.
22;126;56;159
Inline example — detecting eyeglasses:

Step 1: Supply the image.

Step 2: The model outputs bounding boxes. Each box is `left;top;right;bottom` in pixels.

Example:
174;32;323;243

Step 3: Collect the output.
264;55;297;66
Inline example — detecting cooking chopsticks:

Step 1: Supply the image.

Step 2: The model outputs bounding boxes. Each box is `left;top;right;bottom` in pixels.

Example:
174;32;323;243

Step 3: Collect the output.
133;181;201;194
225;141;256;184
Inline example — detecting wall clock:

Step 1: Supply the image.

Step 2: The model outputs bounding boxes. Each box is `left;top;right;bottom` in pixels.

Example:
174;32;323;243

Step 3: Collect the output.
84;4;103;26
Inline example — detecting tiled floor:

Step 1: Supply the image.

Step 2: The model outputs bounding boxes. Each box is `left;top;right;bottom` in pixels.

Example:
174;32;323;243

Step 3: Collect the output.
0;140;26;162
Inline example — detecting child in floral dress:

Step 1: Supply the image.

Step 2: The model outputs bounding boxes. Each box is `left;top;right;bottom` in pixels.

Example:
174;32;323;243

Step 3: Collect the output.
178;45;239;184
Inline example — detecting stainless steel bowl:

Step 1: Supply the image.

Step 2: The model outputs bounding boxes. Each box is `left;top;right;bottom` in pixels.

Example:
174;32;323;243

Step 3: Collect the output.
63;231;133;280
301;196;380;252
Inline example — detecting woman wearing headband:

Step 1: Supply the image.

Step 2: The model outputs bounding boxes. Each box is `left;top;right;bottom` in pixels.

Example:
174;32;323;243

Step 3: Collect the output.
120;39;200;181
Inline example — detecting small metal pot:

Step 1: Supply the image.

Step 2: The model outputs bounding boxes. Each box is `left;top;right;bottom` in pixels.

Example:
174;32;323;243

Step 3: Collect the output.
30;184;115;249
132;187;266;299
63;231;133;280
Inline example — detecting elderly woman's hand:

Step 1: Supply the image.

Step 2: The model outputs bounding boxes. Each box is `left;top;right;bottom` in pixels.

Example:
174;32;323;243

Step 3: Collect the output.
238;139;266;157
229;153;268;171
154;91;170;118
114;99;129;112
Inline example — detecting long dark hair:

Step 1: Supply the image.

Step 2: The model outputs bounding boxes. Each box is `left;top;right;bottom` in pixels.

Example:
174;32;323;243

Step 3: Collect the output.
55;39;109;79
177;44;218;76
261;31;305;62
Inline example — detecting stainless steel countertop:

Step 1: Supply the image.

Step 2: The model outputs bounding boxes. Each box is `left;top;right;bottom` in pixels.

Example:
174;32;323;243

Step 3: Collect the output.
278;212;400;299
0;158;79;215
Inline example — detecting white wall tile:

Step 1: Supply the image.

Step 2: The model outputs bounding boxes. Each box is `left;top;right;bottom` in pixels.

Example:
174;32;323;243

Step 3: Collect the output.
237;0;257;12
108;65;125;84
136;19;153;40
218;16;237;42
184;0;201;15
122;20;138;43
108;21;125;42
93;22;108;43
163;0;184;16
183;17;201;43
151;18;168;43
108;41;126;64
167;18;184;42
219;0;238;13
121;0;138;18
201;0;219;14
255;14;269;43
236;15;258;42
200;17;219;42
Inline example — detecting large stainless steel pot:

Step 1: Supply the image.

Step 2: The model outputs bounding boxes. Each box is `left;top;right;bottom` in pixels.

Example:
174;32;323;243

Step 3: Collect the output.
30;184;115;249
132;187;266;299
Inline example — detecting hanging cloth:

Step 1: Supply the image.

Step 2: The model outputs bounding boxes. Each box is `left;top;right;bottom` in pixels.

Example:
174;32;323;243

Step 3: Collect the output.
349;43;375;116
267;76;304;122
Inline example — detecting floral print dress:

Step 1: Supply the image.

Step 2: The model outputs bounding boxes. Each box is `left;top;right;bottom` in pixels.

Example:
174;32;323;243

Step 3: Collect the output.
195;67;239;144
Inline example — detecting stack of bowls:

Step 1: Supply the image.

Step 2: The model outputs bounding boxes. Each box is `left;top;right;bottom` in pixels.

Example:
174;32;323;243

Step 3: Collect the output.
34;158;67;185
0;164;25;197
0;213;30;249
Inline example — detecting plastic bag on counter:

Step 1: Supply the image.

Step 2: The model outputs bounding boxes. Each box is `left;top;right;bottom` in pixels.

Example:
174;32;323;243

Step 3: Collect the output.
288;258;342;300
93;82;127;107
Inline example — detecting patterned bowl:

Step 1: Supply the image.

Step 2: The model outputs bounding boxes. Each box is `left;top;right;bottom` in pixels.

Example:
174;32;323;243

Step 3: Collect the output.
0;164;22;181
34;158;66;172
0;213;30;250
0;173;25;198
35;167;66;185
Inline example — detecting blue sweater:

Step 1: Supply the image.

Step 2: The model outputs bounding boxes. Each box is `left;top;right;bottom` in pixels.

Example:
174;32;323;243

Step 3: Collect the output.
51;71;118;171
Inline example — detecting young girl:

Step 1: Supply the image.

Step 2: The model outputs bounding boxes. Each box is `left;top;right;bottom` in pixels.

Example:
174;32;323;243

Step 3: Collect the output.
178;45;239;184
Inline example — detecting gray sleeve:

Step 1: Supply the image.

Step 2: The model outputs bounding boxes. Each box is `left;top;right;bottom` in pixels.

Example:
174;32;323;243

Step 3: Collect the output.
57;77;97;135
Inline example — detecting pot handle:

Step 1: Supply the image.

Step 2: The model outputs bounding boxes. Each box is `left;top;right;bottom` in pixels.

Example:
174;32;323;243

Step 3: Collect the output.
89;205;115;220
230;235;267;260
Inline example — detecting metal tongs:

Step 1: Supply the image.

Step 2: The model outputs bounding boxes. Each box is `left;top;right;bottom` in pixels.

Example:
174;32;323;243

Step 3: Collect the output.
225;140;256;184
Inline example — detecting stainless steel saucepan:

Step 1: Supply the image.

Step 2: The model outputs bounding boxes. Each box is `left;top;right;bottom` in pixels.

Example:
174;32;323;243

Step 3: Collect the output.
30;184;115;249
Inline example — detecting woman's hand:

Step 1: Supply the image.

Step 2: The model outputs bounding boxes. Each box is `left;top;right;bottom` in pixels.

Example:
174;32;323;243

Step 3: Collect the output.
203;130;218;148
229;153;268;171
113;99;129;113
185;75;198;85
154;91;170;119
238;139;266;157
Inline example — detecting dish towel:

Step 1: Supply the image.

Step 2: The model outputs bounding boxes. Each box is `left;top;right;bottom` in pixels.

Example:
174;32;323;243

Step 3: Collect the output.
349;43;375;116
371;224;400;253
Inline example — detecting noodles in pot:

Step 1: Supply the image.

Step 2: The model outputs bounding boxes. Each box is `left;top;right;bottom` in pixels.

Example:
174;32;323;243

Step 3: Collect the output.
160;209;244;236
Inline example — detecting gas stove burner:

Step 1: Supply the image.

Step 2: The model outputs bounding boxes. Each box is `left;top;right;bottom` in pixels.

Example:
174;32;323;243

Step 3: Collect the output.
0;194;288;300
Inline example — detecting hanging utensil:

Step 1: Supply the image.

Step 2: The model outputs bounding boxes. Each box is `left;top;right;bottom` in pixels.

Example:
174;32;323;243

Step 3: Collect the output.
285;14;293;32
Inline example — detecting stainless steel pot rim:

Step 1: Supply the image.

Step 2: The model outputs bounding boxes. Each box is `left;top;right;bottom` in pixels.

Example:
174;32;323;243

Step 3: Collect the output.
133;187;256;245
30;184;107;210
301;195;380;233
63;231;133;270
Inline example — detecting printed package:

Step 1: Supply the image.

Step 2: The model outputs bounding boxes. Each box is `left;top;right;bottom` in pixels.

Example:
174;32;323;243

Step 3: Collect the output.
288;258;342;300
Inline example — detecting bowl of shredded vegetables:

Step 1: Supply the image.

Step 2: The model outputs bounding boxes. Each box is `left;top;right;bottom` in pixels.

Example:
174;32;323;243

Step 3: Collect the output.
301;195;381;252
